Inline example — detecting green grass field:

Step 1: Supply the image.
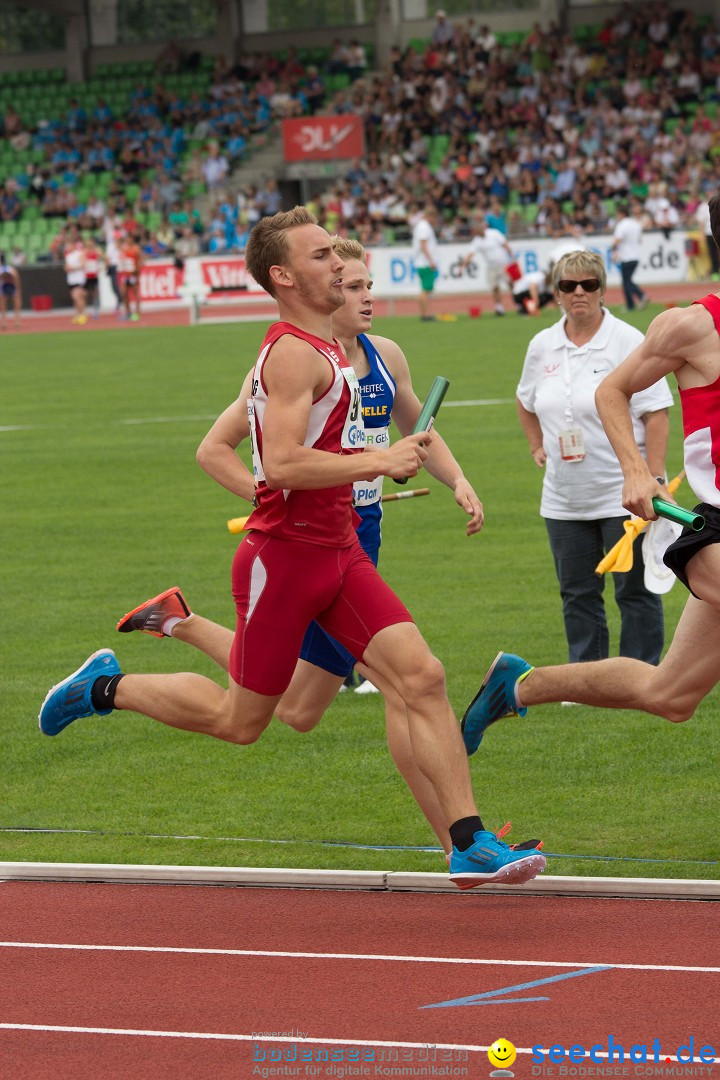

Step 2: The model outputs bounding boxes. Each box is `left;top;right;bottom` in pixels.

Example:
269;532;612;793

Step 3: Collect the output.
4;306;718;880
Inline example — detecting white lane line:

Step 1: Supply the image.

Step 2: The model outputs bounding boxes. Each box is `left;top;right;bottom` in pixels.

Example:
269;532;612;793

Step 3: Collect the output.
0;1028;701;1063
443;398;513;407
0;942;718;973
0;1026;495;1050
117;414;218;426
0;400;512;435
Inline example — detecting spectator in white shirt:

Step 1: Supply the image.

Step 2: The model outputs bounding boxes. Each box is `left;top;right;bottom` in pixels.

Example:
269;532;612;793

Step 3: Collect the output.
695;199;720;279
431;10;454;47
460;216;514;316
611;202;649;312
412;204;440;321
202;144;229;192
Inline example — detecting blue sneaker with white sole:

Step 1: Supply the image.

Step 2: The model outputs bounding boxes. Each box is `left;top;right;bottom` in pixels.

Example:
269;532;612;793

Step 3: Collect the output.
39;649;121;736
462;651;534;756
449;829;546;889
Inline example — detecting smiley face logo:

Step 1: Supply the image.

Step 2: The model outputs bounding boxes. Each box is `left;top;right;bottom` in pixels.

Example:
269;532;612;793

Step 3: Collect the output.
488;1039;517;1070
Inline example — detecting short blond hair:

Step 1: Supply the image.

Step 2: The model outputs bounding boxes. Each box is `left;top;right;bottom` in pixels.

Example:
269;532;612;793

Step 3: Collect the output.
552;249;606;293
245;206;318;296
331;235;367;263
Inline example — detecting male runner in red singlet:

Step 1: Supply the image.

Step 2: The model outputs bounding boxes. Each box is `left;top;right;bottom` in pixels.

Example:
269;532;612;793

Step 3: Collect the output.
39;207;546;889
462;190;720;742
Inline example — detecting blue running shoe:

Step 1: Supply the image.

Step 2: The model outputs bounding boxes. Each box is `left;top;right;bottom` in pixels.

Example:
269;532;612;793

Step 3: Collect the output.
462;651;533;756
39;649;121;736
449;829;546;890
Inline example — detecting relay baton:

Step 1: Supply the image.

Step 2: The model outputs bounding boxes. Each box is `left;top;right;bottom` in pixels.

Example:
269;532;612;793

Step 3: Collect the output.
652;497;705;532
227;488;431;532
227;514;251;534
395;376;450;485
381;487;430;502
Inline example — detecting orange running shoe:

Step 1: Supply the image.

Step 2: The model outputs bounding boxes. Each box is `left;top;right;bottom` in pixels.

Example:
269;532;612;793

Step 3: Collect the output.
116;586;190;638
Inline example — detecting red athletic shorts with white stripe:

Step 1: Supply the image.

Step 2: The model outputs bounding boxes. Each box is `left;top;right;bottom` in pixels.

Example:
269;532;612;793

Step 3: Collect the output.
230;533;413;695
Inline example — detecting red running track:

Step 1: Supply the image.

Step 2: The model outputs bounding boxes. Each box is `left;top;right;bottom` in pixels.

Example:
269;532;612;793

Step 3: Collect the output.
1;881;719;1080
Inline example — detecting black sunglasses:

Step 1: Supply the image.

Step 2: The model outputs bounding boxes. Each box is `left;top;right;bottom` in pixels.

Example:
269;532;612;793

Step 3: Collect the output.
557;279;601;293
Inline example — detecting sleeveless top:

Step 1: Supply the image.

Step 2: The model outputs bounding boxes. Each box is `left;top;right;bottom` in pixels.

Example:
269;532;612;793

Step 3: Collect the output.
84;251;100;279
685;294;720;508
244;321;366;546
353;333;397;552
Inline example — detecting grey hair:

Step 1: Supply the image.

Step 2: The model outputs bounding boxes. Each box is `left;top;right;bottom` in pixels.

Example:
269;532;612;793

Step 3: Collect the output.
552;249;606;293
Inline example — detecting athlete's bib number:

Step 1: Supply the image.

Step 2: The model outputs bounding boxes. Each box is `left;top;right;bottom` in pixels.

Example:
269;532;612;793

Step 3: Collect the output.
340;367;366;450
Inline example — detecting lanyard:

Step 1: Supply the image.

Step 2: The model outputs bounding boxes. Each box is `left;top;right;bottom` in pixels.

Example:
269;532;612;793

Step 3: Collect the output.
561;344;579;427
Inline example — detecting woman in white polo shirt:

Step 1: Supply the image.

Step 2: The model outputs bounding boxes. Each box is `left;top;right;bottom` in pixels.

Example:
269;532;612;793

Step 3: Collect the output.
516;250;673;664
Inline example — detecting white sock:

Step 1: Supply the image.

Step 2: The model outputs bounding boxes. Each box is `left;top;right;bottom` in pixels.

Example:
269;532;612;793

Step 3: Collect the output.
162;614;189;637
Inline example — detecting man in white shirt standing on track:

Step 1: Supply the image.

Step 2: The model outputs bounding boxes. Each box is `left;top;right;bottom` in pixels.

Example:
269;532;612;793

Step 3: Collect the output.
611;202;649;312
411;204;441;322
460;215;514;316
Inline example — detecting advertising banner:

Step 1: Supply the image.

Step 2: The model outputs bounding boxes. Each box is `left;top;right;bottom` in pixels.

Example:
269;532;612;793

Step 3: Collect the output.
367;232;688;297
282;115;365;162
96;232;689;311
200;256;262;299
138;259;184;301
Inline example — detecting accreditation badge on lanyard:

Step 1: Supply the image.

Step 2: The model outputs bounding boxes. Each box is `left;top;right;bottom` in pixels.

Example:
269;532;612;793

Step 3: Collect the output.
558;345;586;462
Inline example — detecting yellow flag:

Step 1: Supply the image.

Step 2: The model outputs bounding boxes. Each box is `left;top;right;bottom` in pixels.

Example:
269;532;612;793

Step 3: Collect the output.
595;472;685;576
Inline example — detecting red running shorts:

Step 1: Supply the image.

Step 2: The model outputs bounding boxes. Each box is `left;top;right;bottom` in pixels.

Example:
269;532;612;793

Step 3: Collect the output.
230;533;413;695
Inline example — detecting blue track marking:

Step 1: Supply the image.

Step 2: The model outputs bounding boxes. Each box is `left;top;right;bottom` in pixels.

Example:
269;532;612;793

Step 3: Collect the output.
421;965;612;1008
1;828;716;867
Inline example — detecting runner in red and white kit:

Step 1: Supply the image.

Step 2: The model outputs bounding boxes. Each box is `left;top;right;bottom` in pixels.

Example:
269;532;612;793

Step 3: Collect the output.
83;235;104;318
229;317;413;695
464;189;720;738
118;233;142;321
39;207;546;888
63;225;87;325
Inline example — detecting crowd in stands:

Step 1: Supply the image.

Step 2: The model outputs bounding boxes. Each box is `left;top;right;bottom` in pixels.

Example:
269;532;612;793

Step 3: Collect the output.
307;2;720;247
2;2;720;272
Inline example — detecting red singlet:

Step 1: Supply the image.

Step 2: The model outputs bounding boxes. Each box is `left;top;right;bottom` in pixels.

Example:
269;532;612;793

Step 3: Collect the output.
229;321;413;694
